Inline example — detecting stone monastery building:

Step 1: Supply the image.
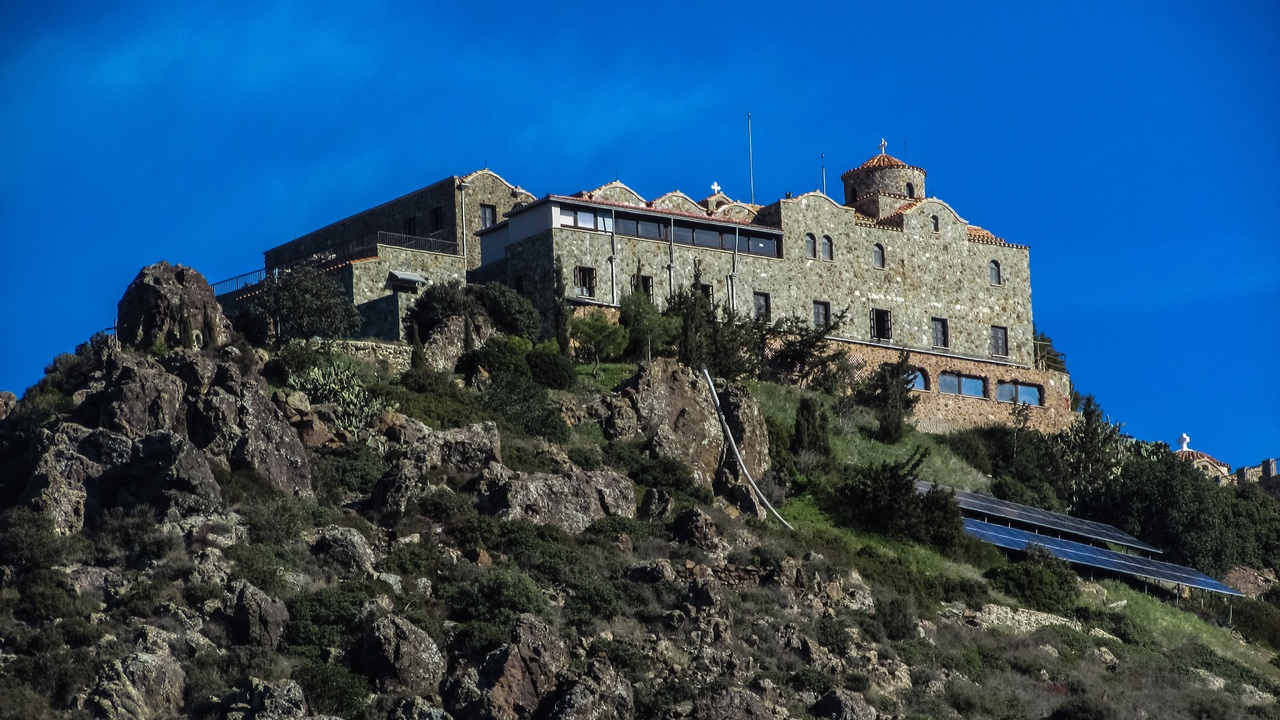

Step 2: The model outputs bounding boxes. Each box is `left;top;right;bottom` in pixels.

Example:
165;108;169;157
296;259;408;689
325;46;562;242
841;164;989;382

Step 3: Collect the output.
216;146;1074;433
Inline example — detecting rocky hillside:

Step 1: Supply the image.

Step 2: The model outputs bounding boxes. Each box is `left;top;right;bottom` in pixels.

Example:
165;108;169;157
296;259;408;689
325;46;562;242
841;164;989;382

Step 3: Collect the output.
0;262;1276;720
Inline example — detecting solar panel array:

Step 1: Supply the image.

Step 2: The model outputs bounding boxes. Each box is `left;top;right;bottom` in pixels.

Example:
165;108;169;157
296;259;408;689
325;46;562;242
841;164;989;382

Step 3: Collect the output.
915;481;1162;554
963;519;1243;597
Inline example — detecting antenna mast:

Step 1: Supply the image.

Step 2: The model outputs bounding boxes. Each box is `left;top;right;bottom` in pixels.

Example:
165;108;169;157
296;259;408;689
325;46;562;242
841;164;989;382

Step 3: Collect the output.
748;112;755;205
821;153;827;195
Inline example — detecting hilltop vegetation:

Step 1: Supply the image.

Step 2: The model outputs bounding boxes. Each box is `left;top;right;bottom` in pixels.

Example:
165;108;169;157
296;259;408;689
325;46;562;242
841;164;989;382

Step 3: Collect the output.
0;261;1277;719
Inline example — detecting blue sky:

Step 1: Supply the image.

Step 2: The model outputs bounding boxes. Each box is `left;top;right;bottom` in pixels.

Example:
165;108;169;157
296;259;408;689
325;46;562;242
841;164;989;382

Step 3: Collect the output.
2;2;1276;468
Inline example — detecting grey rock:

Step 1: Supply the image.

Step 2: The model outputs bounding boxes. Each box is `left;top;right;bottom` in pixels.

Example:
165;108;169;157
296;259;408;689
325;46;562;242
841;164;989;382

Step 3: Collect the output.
115;261;233;352
225;579;289;648
0;390;17;423
480;468;635;534
372;421;501;513
474;614;570;720
672;508;720;550
86;650;186;720
638;487;673;520
390;696;455;720
627;559;676;584
306;525;376;577
123;431;221;519
545;658;634;720
223;677;311;719
359;614;447;695
811;689;879;720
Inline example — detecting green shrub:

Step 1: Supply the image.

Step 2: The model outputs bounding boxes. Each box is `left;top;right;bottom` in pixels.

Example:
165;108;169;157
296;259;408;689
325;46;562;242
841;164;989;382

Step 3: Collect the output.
0;508;92;572
90;506;179;569
461;335;532;379
309;444;387;505
481;374;570;442
289;359;394;434
247;266;361;342
226;543;293;596
603;442;711;504
526;348;577;389
292;661;370;718
1049;695;1117;720
474;282;542;338
379;539;438;577
440;566;549;655
285;584;371;659
879;595;919;641
986;545;1078;614
789;666;837;694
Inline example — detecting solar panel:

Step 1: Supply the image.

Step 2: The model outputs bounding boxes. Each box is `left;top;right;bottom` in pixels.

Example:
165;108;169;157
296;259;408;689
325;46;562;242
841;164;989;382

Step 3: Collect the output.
916;482;1161;554
963;518;1242;597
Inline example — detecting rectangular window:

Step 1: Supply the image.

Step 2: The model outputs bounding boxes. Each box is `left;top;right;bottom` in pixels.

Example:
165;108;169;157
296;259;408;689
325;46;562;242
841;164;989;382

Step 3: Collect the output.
673;225;693;245
997;381;1043;406
638;275;653;297
941;372;986;398
753;292;771;322
991;326;1009;357
616;217;638;237
513;276;525;294
574;266;597;298
403;216;417;236
637;219;664;240
871;308;892;341
940;373;960;395
480;204;497;229
931;317;949;348
813;301;831;329
697;283;713;301
429;207;444;232
694;228;721;248
576;210;596;229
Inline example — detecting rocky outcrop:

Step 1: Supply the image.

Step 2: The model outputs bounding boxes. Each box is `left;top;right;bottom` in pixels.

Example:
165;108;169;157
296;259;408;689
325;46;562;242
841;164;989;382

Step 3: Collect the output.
390;696;455;719
0;391;19;423
479;466;635;534
358;614;447;695
372;420;501;514
116;261;234;352
545;658;633;720
672;508;721;551
473;615;570;720
86;650;187;720
306;525;377;577
601;360;770;514
812;689;879;720
224;579;289;648
222;677;311;719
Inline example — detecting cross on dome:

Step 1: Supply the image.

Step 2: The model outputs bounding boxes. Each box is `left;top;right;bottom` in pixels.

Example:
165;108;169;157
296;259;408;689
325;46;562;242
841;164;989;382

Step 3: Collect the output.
711;181;721;195
1178;433;1191;451
879;138;887;154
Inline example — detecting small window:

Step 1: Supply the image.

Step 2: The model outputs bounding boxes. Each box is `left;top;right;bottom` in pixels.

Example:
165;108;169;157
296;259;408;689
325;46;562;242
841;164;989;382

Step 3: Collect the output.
805;233;817;258
906;182;915;199
697;283;713;301
871;308;892;341
996;381;1043;406
429;207;444;232
403;216;417;236
480;204;497;229
909;369;928;391
872;243;886;269
638;275;653;297
574;266;597;298
989;260;1002;286
753;292;771;321
694;228;721;248
513;276;525;294
931;215;940;233
820;235;833;261
931;317;949;349
940;372;986;398
813;301;831;329
576;209;596;229
991;326;1009;357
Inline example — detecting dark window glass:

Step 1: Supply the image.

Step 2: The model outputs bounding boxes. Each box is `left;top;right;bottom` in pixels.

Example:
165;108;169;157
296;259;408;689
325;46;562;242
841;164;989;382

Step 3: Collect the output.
616;217;638;237
639;275;653;297
480;204;497;229
990;260;1002;285
991;326;1008;356
753;237;779;257
673;225;693;245
403;216;417;236
805;233;817;258
931;317;949;348
871;308;892;341
429;207;444;232
813;301;831;328
574;266;596;297
698;283;713;300
637;220;663;239
694;228;721;248
821;235;833;261
753;292;771;321
906;182;915;198
873;243;886;269
931;215;939;232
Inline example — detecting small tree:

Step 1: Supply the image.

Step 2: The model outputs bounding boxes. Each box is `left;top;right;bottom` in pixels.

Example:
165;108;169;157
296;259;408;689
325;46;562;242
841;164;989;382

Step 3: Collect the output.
856;351;920;444
571;312;628;378
619;289;675;361
553;256;572;354
665;263;716;370
769;310;855;391
250;266;361;342
792;397;832;474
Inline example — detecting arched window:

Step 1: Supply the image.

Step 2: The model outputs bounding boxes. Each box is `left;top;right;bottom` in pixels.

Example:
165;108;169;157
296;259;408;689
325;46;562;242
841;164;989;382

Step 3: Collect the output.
910;368;929;391
820;235;833;261
931;215;940;233
873;243;886;269
805;233;817;258
989;260;1002;285
906;182;915;199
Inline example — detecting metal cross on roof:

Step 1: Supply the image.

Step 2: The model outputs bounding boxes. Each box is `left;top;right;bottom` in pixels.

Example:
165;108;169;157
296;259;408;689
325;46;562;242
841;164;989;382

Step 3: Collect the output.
711;181;721;195
879;138;887;154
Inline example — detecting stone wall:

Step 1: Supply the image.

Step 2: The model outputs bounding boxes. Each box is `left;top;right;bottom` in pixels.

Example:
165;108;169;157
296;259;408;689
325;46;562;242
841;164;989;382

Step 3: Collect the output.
318;339;414;375
1237;459;1279;485
835;340;1075;434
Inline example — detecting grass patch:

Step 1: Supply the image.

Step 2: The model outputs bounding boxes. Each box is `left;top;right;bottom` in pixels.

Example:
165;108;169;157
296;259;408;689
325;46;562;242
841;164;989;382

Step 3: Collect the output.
576;361;637;394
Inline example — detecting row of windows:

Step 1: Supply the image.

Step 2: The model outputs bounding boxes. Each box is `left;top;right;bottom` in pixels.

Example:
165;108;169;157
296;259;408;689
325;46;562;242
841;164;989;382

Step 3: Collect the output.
559;206;781;258
915;370;1043;406
401;203;498;237
854;307;1009;358
807;235;1003;285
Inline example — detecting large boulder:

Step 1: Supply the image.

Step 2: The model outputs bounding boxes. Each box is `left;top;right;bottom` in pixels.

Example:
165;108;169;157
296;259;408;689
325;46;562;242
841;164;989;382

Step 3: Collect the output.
479;467;635;534
305;525;377;577
86;650;187;720
811;689;879;720
605;359;769;497
224;579;289;648
545;658;634;720
0;391;18;423
120;431;221;519
358;614;447;695
474;615;570;720
372;421;502;513
223;677;311;719
116;261;233;352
